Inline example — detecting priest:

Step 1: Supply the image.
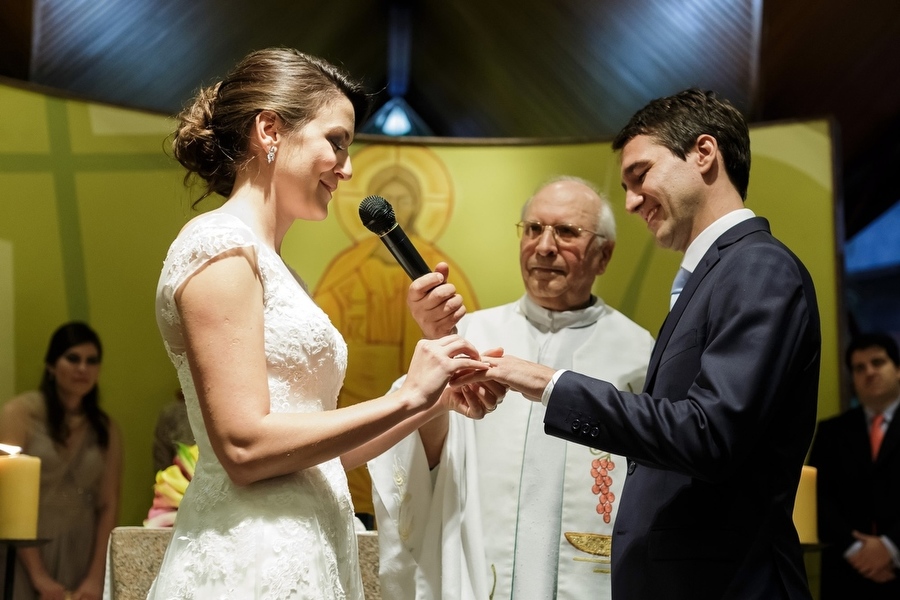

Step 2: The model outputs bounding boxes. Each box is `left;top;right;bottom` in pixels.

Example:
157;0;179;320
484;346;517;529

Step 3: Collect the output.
369;176;654;599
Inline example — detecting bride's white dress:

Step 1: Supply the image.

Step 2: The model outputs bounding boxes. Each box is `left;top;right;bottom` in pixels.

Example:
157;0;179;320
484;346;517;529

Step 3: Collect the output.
148;212;363;599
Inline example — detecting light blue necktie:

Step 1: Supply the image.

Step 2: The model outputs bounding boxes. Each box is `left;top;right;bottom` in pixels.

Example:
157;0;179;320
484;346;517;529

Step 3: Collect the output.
670;267;691;310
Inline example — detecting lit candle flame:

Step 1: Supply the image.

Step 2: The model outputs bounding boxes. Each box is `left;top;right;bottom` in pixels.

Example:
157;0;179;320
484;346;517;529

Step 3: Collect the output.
0;443;22;455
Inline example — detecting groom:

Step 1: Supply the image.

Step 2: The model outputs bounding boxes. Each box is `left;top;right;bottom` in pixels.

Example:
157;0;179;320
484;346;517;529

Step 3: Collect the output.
462;89;821;599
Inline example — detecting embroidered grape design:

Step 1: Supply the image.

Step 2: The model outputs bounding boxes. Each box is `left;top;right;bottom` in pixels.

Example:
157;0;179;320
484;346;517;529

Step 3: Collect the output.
590;456;616;523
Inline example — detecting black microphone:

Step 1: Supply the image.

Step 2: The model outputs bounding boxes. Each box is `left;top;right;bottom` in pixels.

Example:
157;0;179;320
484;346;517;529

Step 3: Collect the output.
358;195;431;280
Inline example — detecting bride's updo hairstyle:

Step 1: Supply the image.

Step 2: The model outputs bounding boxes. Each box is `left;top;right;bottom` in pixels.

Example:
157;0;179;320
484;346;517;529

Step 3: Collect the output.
172;47;370;201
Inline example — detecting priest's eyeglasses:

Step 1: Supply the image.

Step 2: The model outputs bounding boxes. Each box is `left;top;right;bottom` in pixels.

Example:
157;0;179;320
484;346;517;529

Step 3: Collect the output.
516;221;606;245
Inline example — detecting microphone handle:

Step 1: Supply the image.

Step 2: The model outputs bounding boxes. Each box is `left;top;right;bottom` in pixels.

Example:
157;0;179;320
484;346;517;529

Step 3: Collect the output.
380;225;431;281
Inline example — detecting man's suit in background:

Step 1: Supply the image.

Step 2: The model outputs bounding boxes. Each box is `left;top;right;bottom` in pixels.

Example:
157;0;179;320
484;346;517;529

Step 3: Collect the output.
544;217;821;599
809;404;900;598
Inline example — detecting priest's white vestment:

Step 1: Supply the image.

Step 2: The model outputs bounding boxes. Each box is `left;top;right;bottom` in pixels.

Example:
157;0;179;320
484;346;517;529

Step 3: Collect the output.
370;295;654;599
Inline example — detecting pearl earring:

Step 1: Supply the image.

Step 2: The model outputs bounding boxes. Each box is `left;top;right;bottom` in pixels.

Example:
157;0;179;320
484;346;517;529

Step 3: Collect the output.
266;146;276;164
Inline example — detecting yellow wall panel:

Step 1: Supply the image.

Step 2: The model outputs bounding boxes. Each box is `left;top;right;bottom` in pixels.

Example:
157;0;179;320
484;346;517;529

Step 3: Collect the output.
0;81;843;528
0;85;52;154
0;173;69;389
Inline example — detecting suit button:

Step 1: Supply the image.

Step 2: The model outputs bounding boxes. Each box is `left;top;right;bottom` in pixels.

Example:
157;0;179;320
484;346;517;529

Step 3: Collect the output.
581;423;591;435
590;427;599;438
627;460;636;475
572;419;581;431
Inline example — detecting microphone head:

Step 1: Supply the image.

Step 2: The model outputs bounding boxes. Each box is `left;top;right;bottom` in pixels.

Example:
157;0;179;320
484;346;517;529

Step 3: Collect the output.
359;195;397;235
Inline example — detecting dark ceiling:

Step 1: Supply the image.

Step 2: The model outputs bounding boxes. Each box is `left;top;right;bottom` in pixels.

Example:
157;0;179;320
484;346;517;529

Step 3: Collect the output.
2;0;898;238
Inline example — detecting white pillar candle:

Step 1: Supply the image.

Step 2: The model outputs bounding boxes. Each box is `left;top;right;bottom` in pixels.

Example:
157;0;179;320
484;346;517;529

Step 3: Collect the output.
792;465;817;545
0;444;41;539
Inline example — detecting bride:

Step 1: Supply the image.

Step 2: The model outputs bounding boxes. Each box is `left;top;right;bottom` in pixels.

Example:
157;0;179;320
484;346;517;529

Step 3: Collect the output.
148;47;503;599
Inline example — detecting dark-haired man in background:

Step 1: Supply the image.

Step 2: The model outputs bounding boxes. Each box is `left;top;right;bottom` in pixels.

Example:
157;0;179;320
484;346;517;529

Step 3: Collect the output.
809;332;900;598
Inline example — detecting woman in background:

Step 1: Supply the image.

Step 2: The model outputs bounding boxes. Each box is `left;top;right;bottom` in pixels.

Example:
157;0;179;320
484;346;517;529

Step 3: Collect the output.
148;47;499;599
0;321;122;600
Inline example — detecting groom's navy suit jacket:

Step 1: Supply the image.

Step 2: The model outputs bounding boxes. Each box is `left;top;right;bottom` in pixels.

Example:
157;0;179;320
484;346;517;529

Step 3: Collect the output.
545;217;820;599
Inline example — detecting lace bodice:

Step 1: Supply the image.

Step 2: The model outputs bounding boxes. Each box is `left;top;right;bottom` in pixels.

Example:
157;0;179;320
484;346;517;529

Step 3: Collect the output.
148;211;362;599
156;212;347;415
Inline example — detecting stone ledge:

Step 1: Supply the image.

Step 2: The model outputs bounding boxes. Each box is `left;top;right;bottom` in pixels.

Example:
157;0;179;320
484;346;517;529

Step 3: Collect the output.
108;526;380;599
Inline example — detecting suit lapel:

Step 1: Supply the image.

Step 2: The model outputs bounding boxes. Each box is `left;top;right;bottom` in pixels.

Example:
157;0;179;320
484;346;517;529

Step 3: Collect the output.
642;217;771;393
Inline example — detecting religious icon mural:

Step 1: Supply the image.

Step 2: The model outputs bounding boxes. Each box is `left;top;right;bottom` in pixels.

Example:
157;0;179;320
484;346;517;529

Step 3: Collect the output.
313;144;480;517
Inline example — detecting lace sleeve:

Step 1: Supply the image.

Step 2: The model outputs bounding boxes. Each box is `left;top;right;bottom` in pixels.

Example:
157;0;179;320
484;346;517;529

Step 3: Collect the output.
155;213;262;352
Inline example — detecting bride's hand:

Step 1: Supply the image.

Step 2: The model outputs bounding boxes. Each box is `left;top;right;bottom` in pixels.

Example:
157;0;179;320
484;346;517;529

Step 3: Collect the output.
440;380;508;419
400;335;488;410
441;347;507;419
